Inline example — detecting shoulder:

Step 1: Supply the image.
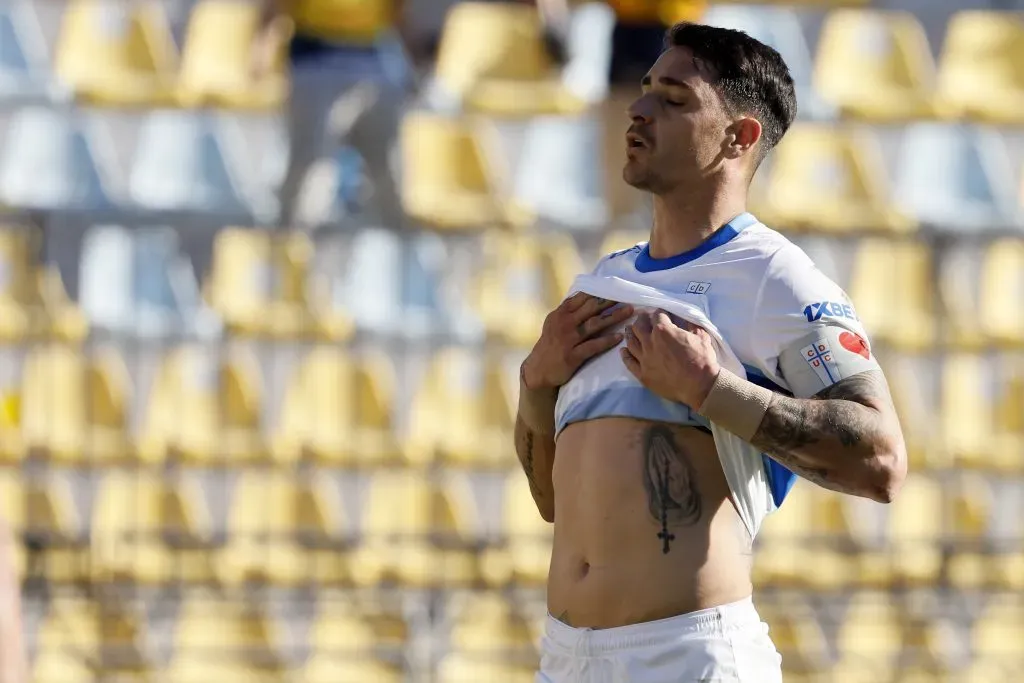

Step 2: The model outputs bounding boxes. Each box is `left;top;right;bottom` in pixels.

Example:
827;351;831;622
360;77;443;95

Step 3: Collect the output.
593;242;645;274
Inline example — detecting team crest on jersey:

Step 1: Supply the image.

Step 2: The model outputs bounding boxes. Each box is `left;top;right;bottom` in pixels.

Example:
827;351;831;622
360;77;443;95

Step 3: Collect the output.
801;338;840;385
686;281;711;294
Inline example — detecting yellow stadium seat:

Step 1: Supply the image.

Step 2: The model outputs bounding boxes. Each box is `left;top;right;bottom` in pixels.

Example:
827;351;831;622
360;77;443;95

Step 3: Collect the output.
0;475;84;583
836;593;903;668
996;360;1024;434
814;10;937;121
272;348;402;467
91;472;215;585
0;228;45;342
434;2;583;116
219;470;349;586
309;598;407;655
174;593;282;664
32;650;95;683
36;266;89;342
400;112;503;230
304;655;404;683
436;652;537;683
290;0;394;43
482;473;553;587
755;125;913;234
756;601;829;673
886;476;943;585
55;0;177;106
936;11;1024;124
947;473;994;590
938;246;987;351
893;666;954;683
176;0;288;110
971;597;1024;661
475;232;583;346
978;238;1024;347
138;345;265;465
881;353;947;471
350;472;480;587
405;348;517;468
21;345;131;465
848;239;936;350
449;592;536;658
208;228;332;340
938;354;1023;472
37;598;148;673
163;658;284;683
37;598;100;659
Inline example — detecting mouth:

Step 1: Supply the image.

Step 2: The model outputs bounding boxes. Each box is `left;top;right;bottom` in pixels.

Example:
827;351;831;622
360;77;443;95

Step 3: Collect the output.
626;132;648;150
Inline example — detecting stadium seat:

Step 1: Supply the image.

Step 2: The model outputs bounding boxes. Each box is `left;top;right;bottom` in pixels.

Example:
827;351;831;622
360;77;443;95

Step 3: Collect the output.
895;124;1018;231
0;107;113;211
755;125;913;233
174;593;282;661
272;348;401;467
405;348;517;468
4;475;83;583
836;593;903;672
753;481;817;587
304;656;404;683
400;112;503;230
219;470;349;586
32;649;95;683
0;0;53;104
971;597;1024;662
0;227;41;344
207;227;323;339
936;11;1024;124
947;474;994;589
506;115;609;230
481;473;554;587
176;0;288;110
350;472;480;587
978;239;1024;347
848;239;936;350
430;2;583;116
882;353;947;471
449;592;536;657
436;652;536;683
91;472;215;584
37;597;148;674
309;597;408;655
939;354;1023;472
138;345;265;465
79;226;221;339
474;232;583;346
54;0;176;107
164;658;283;683
756;600;829;673
814;10;936;121
129;111;250;215
21;345;131;464
702;6;833;121
886;476;943;585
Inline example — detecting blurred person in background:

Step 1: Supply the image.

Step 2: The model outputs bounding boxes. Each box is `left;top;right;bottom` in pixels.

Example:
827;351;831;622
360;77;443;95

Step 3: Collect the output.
256;0;413;229
607;0;706;83
516;23;907;682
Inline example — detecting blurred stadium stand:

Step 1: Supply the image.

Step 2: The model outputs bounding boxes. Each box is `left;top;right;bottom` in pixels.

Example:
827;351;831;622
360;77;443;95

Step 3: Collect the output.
0;0;1020;682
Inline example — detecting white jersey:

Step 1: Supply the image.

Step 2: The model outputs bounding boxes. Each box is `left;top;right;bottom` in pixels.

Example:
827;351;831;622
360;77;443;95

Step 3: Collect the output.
554;212;876;513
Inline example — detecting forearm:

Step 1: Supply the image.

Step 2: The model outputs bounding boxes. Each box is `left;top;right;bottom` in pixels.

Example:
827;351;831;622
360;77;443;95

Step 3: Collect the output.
700;369;906;503
515;369;558;522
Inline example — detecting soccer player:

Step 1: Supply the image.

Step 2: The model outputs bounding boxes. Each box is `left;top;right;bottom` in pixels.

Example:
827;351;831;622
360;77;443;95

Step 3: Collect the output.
516;23;907;682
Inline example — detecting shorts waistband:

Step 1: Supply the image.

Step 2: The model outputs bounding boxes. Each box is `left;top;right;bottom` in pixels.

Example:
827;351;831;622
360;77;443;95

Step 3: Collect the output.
544;597;761;653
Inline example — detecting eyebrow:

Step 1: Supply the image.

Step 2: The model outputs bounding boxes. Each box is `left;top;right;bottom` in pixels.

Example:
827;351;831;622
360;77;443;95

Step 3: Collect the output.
640;75;693;90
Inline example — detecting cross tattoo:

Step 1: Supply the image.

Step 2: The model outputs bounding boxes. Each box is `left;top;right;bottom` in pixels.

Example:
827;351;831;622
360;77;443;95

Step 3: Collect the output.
657;459;674;554
657;527;675;554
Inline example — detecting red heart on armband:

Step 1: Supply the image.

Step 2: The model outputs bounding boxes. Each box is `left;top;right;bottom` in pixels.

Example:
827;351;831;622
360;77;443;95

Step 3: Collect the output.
839;331;870;359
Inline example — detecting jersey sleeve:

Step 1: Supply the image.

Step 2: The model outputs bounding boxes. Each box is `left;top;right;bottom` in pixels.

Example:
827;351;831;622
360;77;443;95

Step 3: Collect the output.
746;245;880;399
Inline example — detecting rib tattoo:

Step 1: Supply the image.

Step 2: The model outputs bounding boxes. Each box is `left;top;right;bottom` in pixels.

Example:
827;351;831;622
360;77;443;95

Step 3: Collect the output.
641;425;702;553
515;416;541;498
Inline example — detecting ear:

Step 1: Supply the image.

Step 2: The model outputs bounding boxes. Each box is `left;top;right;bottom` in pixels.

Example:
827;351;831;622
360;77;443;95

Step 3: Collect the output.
723;117;762;159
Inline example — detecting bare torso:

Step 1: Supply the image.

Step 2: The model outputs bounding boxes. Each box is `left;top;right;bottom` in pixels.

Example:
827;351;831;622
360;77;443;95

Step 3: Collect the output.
548;417;753;629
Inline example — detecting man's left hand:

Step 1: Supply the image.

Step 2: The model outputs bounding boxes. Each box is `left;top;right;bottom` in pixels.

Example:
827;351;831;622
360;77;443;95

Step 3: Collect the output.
621;310;721;409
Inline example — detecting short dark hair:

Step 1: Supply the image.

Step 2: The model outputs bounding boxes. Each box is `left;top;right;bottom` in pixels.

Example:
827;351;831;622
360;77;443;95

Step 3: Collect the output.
664;22;797;165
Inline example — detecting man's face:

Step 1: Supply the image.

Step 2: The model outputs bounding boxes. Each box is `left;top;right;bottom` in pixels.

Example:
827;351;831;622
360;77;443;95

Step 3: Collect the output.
623;46;734;194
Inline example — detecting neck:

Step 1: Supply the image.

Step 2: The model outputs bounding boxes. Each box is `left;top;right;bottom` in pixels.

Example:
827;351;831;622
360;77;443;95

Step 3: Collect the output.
647;181;747;259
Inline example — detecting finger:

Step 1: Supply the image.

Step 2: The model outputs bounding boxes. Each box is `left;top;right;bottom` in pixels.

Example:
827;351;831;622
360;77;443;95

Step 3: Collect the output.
620;347;641;378
570;331;623;364
625;323;643;357
571;296;617;326
562;291;590;312
578;303;634;339
632;310;654;336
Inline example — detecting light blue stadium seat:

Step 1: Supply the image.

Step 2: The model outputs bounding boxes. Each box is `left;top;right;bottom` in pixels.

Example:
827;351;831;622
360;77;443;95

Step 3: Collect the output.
0;107;112;210
562;2;616;106
895;123;1018;232
510;114;608;230
129;111;248;214
0;1;52;103
701;5;834;121
79;225;221;339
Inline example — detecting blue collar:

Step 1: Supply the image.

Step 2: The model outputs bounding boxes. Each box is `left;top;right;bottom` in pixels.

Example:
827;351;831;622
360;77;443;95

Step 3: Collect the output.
634;212;757;273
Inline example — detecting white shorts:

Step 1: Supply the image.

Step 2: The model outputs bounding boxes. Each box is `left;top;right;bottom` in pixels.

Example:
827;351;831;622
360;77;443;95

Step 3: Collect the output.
536;597;783;683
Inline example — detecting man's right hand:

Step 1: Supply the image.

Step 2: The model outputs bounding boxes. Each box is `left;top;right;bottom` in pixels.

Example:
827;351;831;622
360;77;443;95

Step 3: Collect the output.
522;293;635;390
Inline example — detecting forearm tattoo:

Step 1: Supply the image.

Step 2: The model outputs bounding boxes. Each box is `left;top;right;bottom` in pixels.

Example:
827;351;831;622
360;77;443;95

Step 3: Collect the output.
641;425;702;554
514;416;541;499
750;371;891;493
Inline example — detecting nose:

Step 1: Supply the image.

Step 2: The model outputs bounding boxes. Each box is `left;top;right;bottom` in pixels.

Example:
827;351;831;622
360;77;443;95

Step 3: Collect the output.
626;95;653;124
